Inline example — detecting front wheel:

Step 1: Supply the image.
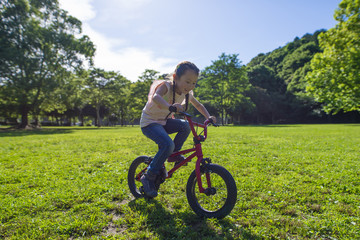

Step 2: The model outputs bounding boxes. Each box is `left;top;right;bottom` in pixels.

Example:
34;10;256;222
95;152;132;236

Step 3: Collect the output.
186;163;237;219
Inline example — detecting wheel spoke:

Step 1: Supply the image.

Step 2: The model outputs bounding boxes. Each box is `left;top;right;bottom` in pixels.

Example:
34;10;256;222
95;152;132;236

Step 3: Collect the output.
194;173;228;212
186;164;237;218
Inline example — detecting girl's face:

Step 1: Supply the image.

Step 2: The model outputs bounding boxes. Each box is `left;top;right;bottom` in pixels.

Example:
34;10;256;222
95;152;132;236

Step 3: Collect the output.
174;70;198;95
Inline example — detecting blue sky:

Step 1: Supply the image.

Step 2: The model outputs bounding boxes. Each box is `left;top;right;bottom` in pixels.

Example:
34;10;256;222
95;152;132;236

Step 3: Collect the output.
59;0;340;82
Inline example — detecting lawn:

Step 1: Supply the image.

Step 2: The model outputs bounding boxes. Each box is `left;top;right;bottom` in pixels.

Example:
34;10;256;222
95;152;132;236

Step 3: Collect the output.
0;124;359;239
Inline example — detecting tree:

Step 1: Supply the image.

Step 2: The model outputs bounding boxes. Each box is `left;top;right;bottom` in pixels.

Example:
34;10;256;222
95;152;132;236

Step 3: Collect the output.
0;0;95;128
41;73;85;125
247;64;282;123
84;68;128;127
246;31;326;123
128;69;160;120
106;72;131;126
306;0;360;113
198;53;252;124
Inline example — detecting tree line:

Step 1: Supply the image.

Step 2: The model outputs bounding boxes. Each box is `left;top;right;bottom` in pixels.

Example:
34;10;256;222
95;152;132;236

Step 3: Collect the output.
1;0;359;128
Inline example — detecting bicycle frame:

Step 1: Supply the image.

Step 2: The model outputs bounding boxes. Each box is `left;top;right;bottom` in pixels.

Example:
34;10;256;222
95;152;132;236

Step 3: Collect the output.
136;112;213;194
167;114;212;194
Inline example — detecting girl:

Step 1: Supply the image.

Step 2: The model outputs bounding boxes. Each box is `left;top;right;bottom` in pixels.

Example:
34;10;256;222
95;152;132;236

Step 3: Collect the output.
140;61;216;198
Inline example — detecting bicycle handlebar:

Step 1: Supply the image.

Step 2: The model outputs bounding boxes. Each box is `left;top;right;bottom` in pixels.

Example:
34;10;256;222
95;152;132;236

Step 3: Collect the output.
178;112;219;143
178;111;219;127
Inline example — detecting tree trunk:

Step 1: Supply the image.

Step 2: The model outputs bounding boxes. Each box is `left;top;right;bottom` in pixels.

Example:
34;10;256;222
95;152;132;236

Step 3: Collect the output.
221;109;225;125
96;104;101;127
79;109;84;126
121;112;125;126
18;105;29;129
34;116;39;127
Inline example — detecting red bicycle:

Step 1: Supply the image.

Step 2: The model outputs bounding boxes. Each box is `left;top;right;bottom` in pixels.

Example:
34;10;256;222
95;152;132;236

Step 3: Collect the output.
128;112;237;219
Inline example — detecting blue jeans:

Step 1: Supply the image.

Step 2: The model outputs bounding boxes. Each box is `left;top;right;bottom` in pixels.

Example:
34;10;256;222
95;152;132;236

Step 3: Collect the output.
141;119;191;174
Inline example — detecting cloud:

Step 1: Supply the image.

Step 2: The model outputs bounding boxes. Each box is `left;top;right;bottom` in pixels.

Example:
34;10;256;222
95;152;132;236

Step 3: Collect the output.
80;23;176;81
59;0;176;81
99;47;176;81
59;0;96;21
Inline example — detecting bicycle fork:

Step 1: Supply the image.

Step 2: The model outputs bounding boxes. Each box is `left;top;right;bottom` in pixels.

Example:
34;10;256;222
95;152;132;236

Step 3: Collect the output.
195;144;213;194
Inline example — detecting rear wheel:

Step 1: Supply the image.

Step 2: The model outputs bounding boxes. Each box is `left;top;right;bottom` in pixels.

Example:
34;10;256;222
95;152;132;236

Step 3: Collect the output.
186;163;237;219
128;156;151;198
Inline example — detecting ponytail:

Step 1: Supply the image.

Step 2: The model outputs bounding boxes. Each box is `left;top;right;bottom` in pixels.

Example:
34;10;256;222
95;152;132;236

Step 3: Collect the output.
165;81;189;119
172;81;189;111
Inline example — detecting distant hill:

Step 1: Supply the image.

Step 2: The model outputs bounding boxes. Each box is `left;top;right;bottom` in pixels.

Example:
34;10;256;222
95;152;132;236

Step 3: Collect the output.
245;30;359;124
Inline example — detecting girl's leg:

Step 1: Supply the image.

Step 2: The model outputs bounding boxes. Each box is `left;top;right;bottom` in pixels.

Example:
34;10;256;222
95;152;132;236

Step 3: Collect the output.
141;123;175;174
164;119;191;152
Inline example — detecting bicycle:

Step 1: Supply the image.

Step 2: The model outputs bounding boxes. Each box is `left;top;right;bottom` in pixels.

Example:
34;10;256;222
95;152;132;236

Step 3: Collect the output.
128;112;237;219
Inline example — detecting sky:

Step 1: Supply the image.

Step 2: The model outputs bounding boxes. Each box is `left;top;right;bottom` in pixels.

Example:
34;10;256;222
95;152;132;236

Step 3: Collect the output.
59;0;341;82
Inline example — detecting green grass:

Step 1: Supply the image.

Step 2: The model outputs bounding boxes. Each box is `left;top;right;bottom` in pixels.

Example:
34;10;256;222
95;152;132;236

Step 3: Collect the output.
1;124;359;239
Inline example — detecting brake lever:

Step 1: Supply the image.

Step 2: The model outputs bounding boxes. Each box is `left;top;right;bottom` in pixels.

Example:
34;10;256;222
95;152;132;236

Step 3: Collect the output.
212;122;220;127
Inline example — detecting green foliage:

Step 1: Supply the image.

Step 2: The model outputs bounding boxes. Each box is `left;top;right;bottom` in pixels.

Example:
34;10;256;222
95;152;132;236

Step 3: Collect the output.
41;74;84;115
128;69;160;121
247;30;325;123
198;53;253;124
0;0;95;127
0;125;359;239
83;68;130;127
248;64;279;92
306;0;360;114
1;0;358;125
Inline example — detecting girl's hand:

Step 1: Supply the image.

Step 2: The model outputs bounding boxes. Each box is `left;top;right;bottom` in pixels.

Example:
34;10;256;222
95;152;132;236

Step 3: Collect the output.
209;116;216;123
172;103;184;112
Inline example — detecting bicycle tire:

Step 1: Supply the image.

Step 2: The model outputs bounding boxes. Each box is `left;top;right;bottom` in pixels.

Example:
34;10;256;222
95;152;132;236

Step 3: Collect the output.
186;163;237;219
128;156;151;198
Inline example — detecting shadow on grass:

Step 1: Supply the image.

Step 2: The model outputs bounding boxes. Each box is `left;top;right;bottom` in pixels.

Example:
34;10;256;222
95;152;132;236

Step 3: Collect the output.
227;124;300;128
0;128;74;137
128;199;259;240
0;126;127;137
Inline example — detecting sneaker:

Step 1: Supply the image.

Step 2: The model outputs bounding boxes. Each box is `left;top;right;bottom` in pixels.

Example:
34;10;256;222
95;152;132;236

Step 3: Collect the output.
140;171;158;198
168;154;186;162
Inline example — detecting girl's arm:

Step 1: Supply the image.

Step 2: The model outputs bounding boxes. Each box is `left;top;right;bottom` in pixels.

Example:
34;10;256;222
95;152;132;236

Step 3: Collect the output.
152;83;184;111
190;95;216;122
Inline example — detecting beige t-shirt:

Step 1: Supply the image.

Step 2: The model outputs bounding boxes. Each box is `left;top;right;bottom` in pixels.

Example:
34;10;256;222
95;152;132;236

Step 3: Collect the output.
140;80;192;128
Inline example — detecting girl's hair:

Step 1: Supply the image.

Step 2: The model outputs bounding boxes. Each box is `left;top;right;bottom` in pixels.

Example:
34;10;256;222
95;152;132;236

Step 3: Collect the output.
171;61;199;113
174;61;200;79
